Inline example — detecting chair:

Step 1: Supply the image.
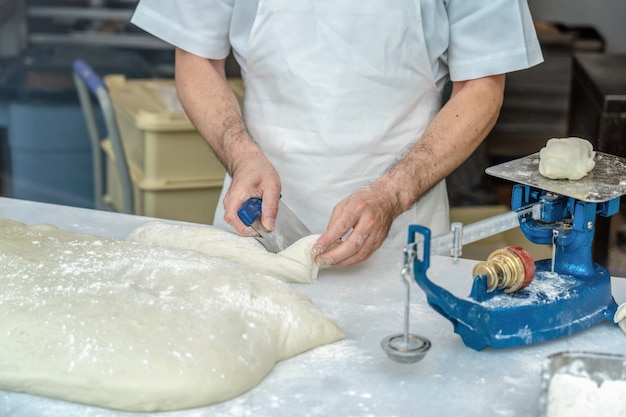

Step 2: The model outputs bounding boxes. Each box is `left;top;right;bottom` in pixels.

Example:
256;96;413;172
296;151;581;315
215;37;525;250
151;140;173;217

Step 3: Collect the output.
72;59;134;214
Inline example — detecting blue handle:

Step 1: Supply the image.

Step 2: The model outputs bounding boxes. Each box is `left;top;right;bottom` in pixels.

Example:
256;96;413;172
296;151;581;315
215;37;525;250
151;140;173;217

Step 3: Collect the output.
237;198;262;226
72;59;108;96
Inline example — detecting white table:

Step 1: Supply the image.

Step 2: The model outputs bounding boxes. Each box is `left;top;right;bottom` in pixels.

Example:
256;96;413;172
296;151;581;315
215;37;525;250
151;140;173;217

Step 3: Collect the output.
1;197;625;417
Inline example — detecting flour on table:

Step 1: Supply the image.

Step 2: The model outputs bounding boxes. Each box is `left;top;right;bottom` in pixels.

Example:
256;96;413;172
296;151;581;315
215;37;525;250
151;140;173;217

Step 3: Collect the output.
0;219;343;412
538;137;596;180
547;373;626;417
127;221;320;283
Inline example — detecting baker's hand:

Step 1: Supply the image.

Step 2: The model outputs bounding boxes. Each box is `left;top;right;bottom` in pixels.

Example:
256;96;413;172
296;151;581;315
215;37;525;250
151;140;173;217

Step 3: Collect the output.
222;153;281;237
313;184;400;266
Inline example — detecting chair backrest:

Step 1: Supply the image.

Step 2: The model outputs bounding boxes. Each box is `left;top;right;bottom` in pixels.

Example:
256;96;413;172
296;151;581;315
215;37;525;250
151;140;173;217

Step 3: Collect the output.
72;59;134;214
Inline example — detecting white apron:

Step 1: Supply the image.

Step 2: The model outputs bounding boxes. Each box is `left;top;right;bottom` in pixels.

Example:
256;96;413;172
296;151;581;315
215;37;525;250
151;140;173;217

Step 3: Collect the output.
214;0;450;251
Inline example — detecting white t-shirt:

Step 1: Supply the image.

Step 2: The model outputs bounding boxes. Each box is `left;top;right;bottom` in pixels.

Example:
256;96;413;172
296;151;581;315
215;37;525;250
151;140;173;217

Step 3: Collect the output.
131;0;543;93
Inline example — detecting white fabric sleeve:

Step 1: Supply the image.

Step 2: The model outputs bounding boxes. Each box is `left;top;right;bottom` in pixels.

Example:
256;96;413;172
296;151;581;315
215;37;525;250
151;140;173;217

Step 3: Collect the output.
446;0;543;81
131;0;233;59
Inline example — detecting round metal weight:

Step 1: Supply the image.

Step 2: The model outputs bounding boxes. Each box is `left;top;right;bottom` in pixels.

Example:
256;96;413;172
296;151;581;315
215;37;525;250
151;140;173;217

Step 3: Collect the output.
381;333;431;364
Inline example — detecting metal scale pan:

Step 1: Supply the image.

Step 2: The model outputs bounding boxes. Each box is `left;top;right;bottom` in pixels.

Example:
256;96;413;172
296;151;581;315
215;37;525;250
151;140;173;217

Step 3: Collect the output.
485;151;626;202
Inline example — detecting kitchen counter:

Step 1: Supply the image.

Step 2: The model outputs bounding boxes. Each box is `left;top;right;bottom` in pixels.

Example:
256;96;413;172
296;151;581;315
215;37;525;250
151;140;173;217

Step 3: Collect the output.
1;197;626;417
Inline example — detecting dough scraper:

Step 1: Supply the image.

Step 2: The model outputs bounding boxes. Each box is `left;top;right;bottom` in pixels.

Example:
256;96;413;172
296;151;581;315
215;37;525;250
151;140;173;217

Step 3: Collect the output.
237;198;311;253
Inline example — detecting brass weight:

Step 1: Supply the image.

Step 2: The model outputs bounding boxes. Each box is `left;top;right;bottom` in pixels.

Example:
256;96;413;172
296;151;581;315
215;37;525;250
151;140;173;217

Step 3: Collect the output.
472;247;535;293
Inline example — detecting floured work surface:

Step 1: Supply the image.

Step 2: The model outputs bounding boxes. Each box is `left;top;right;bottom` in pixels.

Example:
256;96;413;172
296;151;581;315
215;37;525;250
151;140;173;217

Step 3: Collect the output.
486;152;626;202
0;219;343;412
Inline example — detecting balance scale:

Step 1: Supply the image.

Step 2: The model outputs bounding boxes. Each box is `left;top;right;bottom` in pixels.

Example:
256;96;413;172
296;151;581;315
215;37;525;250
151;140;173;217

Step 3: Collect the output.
382;151;626;361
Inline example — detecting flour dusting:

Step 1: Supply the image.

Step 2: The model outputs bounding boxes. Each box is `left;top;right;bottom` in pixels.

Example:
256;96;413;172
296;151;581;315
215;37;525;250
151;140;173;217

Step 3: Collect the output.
482;271;577;308
547;373;626;417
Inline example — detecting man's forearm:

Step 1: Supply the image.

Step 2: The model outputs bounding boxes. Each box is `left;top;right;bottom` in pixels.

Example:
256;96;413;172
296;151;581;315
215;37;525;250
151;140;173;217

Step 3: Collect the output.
375;74;506;213
174;48;262;176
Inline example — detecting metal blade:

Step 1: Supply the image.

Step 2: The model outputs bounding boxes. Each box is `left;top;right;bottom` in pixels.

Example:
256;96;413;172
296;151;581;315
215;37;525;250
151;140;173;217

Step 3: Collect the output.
238;198;311;253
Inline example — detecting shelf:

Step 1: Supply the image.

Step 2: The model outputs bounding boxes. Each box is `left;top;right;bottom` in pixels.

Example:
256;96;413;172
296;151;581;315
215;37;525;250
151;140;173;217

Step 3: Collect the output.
29;32;169;50
27;6;134;20
24;0;172;51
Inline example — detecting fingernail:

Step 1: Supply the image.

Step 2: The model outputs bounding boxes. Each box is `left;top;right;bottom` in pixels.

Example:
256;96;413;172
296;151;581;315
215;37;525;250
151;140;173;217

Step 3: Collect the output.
312;244;323;256
264;218;276;232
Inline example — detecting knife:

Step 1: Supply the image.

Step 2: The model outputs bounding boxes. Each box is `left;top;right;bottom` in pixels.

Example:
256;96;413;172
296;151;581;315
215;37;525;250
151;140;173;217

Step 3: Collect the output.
237;198;312;253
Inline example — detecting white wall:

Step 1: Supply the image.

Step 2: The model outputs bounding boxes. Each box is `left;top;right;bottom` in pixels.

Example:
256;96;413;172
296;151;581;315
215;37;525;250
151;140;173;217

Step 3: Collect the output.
528;0;626;53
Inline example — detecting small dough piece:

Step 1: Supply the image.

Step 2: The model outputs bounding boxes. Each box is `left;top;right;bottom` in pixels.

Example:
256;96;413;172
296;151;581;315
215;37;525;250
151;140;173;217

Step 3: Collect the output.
539;137;596;180
127;222;320;283
614;302;626;333
0;219;343;411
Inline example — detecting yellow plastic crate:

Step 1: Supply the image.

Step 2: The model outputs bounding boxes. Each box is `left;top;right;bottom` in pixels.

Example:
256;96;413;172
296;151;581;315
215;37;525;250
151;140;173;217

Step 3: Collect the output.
105;75;238;183
102;140;222;224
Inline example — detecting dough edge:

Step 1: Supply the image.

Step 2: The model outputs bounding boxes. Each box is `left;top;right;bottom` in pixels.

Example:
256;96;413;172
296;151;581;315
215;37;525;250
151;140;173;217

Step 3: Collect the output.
127;221;321;283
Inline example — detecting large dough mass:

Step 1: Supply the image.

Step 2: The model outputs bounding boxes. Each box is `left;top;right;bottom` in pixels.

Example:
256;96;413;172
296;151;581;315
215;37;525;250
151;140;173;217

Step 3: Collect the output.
539;137;596;180
0;219;343;411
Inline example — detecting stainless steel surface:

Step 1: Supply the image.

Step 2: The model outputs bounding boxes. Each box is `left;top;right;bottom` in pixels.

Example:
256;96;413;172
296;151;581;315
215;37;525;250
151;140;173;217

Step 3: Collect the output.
254;200;311;253
486;151;626;202
2;197;626;417
538;351;626;417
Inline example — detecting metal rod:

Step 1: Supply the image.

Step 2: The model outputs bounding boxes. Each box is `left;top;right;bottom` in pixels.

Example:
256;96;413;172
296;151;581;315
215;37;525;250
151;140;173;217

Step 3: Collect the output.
550;229;558;275
401;249;412;346
450;222;463;263
419;203;542;256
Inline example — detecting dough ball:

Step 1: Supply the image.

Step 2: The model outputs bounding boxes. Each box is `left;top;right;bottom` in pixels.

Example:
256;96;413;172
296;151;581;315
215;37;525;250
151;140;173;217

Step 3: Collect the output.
538;137;595;180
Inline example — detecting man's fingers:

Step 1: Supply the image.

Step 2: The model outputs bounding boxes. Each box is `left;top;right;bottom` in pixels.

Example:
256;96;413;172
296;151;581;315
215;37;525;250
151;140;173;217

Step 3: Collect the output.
316;230;378;266
260;192;280;231
313;211;355;256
